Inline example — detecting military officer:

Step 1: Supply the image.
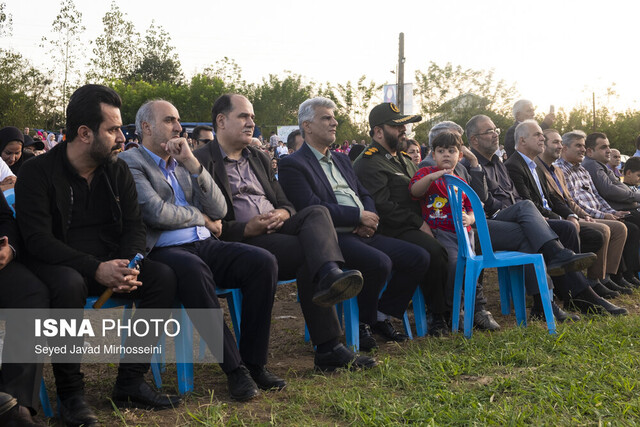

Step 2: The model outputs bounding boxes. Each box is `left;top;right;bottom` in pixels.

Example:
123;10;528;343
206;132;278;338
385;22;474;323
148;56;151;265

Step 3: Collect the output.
352;103;450;336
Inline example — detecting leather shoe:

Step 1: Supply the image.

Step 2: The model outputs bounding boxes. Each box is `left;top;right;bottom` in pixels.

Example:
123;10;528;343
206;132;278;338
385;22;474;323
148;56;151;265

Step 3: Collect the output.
59;394;98;427
473;309;500;331
227;366;260;401
614;276;636;289
247;365;286;391
590;280;620;299
0;392;45;426
314;343;377;372
531;301;580;323
372;319;408;342
427;313;450;337
112;379;181;410
312;269;363;307
359;323;378;352
546;249;596;276
623;275;640;288
567;290;628;316
601;278;632;295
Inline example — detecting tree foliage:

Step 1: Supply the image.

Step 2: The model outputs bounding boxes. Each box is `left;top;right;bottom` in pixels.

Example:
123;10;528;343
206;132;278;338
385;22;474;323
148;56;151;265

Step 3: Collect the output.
128;20;183;84
40;0;85;112
87;1;140;83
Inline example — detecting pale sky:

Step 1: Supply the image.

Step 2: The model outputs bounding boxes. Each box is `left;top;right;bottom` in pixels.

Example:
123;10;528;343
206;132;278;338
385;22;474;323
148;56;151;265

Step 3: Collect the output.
3;0;640;115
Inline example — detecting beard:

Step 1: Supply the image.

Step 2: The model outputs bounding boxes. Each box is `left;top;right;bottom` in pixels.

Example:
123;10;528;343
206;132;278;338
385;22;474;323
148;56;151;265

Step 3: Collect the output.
89;137;119;165
382;128;400;151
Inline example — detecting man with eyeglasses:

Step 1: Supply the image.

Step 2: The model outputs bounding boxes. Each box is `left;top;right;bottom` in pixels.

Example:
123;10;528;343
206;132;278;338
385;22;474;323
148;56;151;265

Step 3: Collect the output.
192;125;214;147
462;115;626;316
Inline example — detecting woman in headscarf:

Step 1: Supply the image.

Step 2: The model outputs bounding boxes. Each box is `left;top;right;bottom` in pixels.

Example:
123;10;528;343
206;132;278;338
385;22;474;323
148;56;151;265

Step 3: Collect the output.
0;126;35;175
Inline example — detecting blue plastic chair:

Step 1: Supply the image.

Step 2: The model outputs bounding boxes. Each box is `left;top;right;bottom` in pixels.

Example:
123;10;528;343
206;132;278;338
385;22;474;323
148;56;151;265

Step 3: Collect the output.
443;174;556;338
3;188;15;215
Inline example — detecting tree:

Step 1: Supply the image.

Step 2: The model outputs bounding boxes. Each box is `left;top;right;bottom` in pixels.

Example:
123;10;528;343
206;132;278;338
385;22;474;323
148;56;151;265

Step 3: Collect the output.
325;75;381;137
202;57;248;94
40;0;85;110
0;2;12;37
128;20;183;84
248;73;314;135
87;1;140;82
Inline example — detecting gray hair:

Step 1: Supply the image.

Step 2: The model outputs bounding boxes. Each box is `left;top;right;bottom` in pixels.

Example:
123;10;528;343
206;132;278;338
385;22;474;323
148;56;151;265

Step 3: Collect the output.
428;121;463;146
512;99;533;120
465;114;490;140
561;130;587;147
514;119;538;148
135;99;164;142
298;97;337;138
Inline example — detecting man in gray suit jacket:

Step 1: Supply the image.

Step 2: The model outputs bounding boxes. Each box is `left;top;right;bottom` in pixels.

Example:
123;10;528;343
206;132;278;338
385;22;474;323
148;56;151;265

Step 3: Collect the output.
120;99;282;402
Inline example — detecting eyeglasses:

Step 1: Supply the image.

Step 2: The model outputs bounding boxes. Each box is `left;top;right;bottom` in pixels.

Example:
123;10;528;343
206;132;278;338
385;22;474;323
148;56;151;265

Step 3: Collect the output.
475;128;501;137
198;138;213;144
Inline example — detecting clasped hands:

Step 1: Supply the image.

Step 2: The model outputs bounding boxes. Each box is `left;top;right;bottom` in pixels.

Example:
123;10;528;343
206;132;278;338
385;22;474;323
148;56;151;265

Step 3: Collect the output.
354;211;379;238
95;259;141;293
244;209;291;237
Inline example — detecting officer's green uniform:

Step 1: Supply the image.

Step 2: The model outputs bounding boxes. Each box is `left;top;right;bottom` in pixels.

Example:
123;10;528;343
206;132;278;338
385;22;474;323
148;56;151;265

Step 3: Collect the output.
353;103;449;319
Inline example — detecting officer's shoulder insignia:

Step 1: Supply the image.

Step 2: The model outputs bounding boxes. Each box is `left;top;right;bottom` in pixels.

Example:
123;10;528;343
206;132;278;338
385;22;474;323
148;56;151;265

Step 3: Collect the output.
400;151;411;159
363;147;378;157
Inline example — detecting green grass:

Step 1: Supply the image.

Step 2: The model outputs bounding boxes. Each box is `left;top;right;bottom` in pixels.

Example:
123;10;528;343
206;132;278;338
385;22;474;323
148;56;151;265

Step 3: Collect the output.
181;314;640;426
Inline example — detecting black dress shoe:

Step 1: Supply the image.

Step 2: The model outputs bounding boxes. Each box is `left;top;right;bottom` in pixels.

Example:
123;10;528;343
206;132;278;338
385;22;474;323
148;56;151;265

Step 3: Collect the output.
314;343;377;372
0;392;45;426
624;275;640;288
615;277;636;289
59;394;98;427
546;250;596;276
312;269;363;307
359;323;378;352
427;313;450;337
247;365;286;391
473;310;501;331
531;301;580;323
372;319;409;342
602;278;632;295
112;379;181;410
227;366;259;401
590;280;620;299
567;290;628;316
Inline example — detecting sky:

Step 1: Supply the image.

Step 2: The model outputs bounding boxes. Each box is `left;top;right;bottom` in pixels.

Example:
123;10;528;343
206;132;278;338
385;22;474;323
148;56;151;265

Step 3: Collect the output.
3;0;640;115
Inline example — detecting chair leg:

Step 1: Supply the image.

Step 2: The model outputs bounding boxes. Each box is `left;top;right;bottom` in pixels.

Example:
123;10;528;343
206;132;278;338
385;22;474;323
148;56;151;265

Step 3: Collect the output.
451;256;465;333
508;266;527;327
174;307;194;395
412;287;427;337
402;311;413;340
342;297;359;351
533;261;556;335
497;267;513;315
225;289;243;346
39;378;53;418
463;264;481;338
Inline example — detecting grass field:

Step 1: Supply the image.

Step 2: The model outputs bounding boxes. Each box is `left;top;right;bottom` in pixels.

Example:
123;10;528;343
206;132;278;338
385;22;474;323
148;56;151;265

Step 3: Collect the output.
43;280;640;426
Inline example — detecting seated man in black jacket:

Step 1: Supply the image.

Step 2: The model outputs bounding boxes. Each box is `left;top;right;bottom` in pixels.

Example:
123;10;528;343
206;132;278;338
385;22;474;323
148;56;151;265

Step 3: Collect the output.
15;85;180;426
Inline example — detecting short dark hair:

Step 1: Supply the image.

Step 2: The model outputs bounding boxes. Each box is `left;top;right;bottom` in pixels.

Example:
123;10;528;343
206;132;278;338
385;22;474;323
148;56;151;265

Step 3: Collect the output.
286;129;301;150
192;125;213;142
431;131;462;151
635;135;640;150
406;139;420;150
66;84;121;142
585;132;607;151
211;94;235;132
623;156;640;174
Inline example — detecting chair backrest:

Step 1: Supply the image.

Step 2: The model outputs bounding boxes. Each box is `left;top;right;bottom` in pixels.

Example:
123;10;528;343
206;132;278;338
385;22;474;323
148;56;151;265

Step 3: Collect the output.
443;174;497;263
3;188;15;216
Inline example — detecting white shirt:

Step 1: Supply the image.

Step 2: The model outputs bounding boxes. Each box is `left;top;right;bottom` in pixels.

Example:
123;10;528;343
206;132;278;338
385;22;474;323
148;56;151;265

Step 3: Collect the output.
0;158;15;181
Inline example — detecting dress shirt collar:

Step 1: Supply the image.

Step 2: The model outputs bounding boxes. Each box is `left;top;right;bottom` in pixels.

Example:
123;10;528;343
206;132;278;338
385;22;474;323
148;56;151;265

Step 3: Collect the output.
142;145;177;173
308;144;332;162
219;144;250;161
517;150;537;171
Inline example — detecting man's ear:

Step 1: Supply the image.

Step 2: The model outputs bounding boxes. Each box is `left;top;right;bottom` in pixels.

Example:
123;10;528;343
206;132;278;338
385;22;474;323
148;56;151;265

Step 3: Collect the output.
76;125;92;144
216;113;226;131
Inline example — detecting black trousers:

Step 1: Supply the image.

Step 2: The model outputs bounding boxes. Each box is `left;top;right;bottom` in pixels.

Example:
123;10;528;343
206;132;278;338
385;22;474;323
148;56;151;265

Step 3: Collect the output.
31;259;177;396
0;261;49;412
149;238;277;373
621;212;640;273
337;233;429;324
392;229;449;314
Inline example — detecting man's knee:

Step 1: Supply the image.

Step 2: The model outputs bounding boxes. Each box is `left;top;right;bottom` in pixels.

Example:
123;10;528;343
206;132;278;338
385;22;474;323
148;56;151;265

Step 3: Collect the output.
42;266;87;308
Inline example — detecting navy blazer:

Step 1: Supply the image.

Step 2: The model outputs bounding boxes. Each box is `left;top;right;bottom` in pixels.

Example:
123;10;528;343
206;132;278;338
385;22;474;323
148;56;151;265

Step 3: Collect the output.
278;143;376;228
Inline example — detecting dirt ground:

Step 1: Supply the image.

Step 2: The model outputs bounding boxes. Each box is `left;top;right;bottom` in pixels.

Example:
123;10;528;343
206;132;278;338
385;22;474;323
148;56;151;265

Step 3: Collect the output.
38;270;640;426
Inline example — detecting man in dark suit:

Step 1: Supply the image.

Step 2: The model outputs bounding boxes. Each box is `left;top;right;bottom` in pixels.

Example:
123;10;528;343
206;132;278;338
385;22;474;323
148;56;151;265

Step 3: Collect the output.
121;99;283;401
277;96;430;347
193;94;375;370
